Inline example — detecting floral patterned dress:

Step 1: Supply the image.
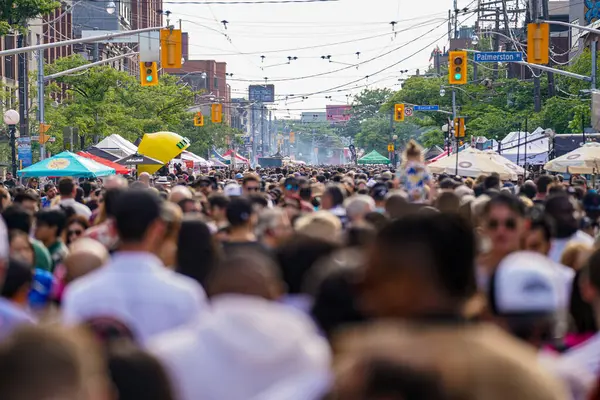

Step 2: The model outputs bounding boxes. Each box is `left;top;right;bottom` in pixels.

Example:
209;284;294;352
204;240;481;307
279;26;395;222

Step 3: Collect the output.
399;161;432;203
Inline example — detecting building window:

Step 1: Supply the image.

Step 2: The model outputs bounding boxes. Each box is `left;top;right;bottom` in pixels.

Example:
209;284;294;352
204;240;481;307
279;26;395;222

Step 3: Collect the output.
214;76;218;89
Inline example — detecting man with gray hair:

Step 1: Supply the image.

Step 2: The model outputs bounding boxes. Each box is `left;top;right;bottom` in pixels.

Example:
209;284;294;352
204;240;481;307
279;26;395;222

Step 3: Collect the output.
344;195;375;224
256;208;292;249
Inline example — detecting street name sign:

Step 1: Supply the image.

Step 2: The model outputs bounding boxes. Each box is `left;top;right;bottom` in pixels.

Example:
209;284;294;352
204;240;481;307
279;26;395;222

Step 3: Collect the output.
414;105;440;111
474;52;523;63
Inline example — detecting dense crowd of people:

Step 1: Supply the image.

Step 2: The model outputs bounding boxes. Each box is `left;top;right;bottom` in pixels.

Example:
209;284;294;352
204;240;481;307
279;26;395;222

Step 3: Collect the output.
3;140;600;399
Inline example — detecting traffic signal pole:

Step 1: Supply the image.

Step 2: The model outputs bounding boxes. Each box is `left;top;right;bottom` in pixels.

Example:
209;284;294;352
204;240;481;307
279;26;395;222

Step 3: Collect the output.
0;26;168;58
45;52;138;81
452;89;459;176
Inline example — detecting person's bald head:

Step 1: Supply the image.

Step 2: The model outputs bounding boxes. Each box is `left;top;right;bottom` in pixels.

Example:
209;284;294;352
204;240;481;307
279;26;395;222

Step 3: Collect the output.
103;176;128;190
138;172;151;186
169;185;193;204
207;251;284;300
64;239;109;283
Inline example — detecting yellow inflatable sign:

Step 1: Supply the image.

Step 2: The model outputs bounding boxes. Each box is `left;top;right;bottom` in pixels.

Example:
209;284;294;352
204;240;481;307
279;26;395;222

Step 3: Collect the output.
137;131;190;175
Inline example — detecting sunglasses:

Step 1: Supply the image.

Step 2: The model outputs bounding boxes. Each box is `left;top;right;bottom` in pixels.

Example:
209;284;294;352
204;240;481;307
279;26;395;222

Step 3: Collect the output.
487;218;517;231
68;229;83;236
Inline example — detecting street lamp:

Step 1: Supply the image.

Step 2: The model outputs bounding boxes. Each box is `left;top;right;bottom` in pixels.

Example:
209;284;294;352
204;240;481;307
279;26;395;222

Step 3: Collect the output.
3;109;19;177
106;1;116;14
439;88;446;97
471;34;479;46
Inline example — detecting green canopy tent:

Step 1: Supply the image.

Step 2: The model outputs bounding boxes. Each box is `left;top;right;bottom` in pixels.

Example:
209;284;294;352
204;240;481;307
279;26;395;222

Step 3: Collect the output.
358;150;390;165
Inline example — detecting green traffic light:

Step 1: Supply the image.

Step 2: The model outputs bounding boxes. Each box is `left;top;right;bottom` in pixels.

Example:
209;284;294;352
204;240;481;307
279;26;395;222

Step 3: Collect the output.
146;76;153;82
454;73;462;80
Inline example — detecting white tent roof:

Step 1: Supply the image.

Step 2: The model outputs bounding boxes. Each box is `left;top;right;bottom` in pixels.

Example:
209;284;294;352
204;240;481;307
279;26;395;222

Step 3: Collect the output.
95;134;138;158
179;151;209;166
499;127;549;165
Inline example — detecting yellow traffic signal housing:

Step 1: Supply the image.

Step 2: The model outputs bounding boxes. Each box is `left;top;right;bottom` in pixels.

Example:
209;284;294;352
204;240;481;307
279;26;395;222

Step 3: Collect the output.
527;23;549;65
160;29;183;69
140;61;158;86
394;103;405;122
193;113;204;126
449;51;467;85
211;104;223;123
289;131;295;143
454;117;465;137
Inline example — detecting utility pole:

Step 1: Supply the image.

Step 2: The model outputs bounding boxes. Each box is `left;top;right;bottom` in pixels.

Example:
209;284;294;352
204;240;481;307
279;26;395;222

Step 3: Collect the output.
260;104;265;156
389;111;394;162
268;110;272;155
493;9;500;80
453;0;458;38
18;26;29;139
93;27;100;62
37;46;46;160
531;0;542;111
448;10;452;42
251;105;256;165
541;0;554;97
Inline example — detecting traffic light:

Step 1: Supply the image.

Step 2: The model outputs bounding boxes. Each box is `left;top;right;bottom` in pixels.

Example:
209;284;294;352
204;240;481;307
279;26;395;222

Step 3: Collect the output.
160;29;183;69
448;51;467;85
394;103;405;122
196;113;204;126
211;104;223;123
289;131;295;143
454;117;465;137
140;61;158;86
527;23;549;65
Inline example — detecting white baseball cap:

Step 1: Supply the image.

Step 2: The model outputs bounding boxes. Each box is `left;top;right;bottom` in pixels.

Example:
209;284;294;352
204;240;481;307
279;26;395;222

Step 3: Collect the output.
491;251;559;314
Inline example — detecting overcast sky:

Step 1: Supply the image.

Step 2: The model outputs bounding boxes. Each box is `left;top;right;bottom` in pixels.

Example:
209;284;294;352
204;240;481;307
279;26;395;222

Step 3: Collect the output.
167;0;478;118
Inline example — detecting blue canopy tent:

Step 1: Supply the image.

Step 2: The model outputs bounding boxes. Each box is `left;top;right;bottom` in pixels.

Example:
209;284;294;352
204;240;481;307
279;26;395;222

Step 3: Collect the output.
18;151;116;178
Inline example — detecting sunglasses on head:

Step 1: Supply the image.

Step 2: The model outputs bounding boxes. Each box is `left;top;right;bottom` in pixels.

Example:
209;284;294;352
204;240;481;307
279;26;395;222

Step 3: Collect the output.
487;218;517;231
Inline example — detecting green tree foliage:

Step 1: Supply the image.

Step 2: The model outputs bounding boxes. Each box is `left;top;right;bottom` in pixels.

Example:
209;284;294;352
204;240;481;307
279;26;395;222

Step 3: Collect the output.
43;55;243;156
0;0;59;34
342;88;393;138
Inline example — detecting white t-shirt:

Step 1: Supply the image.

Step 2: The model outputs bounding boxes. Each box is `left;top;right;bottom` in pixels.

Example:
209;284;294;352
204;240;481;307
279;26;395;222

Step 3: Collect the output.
549;231;594;264
57;198;92;219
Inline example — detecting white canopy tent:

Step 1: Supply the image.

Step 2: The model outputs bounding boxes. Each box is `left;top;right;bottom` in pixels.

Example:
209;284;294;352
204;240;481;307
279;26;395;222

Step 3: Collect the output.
544;142;600;173
179;151;210;167
95;134;138;158
482;150;526;176
428;148;518;180
499;127;549;165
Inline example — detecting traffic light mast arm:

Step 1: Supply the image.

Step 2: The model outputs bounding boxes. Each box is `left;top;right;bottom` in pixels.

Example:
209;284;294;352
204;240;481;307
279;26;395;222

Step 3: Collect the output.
44;52;138;81
536;19;600;35
0;26;170;58
516;61;592;82
460;48;594;84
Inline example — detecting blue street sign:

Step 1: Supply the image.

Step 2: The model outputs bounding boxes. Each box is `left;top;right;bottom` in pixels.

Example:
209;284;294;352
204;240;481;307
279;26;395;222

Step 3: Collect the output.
414;105;439;111
474;51;523;63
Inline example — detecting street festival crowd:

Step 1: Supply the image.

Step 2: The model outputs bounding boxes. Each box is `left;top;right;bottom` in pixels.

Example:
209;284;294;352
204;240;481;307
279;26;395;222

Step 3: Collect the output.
6;140;600;399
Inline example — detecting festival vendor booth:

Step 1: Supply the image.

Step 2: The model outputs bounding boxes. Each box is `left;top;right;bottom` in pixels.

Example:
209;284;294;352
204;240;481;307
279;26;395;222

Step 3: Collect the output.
77;152;130;175
222;150;250;166
499;127;549;165
18;151;116;178
544;142;600;174
428;148;518;180
358;150;390;165
137;131;191;175
95;134;138;159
